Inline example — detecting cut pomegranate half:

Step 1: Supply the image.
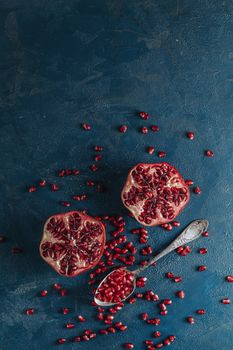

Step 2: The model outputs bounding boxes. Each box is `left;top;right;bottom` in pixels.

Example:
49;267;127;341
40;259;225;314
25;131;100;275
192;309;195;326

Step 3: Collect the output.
39;211;106;277
121;163;190;226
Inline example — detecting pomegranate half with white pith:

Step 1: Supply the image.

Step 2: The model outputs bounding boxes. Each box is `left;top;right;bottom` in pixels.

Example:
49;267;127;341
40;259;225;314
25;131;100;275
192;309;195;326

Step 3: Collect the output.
121;163;190;226
39;211;106;277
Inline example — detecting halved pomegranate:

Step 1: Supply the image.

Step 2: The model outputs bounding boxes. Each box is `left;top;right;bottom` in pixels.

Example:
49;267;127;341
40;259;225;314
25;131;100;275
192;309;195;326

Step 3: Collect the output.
39;211;106;277
121;163;190;226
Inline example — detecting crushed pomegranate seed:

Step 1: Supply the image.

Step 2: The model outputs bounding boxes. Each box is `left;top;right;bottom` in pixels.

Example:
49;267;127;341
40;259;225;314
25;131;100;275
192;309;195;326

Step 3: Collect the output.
40;290;48;297
139;111;149;120
51;184;59;191
157;151;166;158
151;125;159;132
153;331;161;338
177;290;185;298
90;164;98;172
221;298;231;304
198;265;207;271
28;186;36;193
66;323;75;329
57;338;66;344
199;248;207;254
141;126;148;134
185;179;194;186
196;309;206;315
82;123;91;131
187;316;195;324
77;315;86;322
186;132;195;140
147;146;155;154
194;186;201;194
119;125;128;133
202;231;209;237
226;276;233;282
205;150;214;157
26;308;35;315
124;343;134;349
60;201;71;207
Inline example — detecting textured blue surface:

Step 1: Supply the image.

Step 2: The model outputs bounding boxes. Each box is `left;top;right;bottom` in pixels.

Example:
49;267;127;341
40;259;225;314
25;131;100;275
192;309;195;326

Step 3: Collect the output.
0;1;233;349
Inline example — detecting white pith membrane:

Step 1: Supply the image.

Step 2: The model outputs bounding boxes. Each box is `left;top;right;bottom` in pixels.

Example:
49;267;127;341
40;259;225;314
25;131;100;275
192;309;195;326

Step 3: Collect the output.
121;163;190;226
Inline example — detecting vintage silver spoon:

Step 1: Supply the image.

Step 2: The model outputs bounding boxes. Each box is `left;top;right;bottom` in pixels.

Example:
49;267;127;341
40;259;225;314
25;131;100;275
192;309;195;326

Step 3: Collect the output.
94;219;209;306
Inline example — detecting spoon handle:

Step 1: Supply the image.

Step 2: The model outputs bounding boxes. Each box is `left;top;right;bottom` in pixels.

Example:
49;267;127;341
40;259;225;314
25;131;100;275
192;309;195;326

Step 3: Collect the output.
133;219;209;275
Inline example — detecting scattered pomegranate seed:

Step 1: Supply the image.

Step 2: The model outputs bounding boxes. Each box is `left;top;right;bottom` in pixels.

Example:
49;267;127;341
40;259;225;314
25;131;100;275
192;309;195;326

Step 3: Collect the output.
187;316;195;324
194;186;201;194
155;342;163;348
57;338;66;344
62;307;69;315
0;236;6;243
198;265;207;271
82;123;91;131
139;111;149;120
145;340;154;346
146;318;160;325
72;194;87;201
12;247;23;254
141;126;148;134
99;329;108;335
199;248;207;255
163;338;171;346
128;297;136;304
163;298;172;305
187;132;195;140
60;201;71;207
77;315;86;322
166;272;174;279
221;298;231;304
141;312;149;320
177;290;185;299
119;125;128;133
147;146;155;154
169;335;176;342
66;323;75;329
196;309;206;315
119;324;127;331
160;310;168;316
54;283;62;290
86;180;95;186
40;290;48;297
60;289;68;296
151;125;159;132
153;331;161;338
26;308;35;315
72;169;80;175
171;220;180;227
226;276;233;283
90;164;98;172
185;179;194;186
205;150;214;157
94;145;103;151
124;343;134;349
202;231;209;237
94;155;103;161
174;276;182;283
39;179;46;187
51;184;59;191
28;186;36;193
157;151;166;158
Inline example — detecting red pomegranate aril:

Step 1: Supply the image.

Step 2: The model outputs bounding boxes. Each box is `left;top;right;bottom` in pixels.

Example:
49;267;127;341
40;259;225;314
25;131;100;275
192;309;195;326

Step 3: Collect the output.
77;315;86;322
97;313;104;320
57;338;66;344
90;164;98;172
198;265;207;271
82;123;91;131
62;307;69;315
99;329;108;335
160;310;168;316
221;298;231;304
187;132;195;140
147;318;160;325
135;293;143;298
194;186;201;194
94;155;103;162
119;325;127;331
196;309;206;315
163;339;171;346
72;169;80;176
185;179;194;186
58;169;65;177
66;323;75;329
155;343;164;348
131;228;140;234
86;180;95;186
147;147;155;154
159;303;167;311
151;125;159;132
128;297;136;304
199;248;207;254
28;186;36;193
145;340;154;346
94;145;103;151
157;151;166;158
187;316;195;324
177;290;185;299
124;343;134;349
39;179;46;187
60;201;71;207
226;276;233;283
169;335;176;342
40;290;48;297
51;184;59;191
174;276;182;283
141;126;148;134
202;231;209;237
141;312;149;320
205;150;214;157
60;289;68;296
139;111;149;120
153;331;161;338
72;194;87;201
166;272;174;279
119;125;128;133
26;308;35;315
54;283;62;290
171;220;180;227
107;327;116;333
163;299;172;305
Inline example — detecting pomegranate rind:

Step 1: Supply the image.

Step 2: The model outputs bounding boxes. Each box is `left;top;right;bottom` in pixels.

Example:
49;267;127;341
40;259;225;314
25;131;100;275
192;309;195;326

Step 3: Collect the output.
121;163;190;226
39;211;106;277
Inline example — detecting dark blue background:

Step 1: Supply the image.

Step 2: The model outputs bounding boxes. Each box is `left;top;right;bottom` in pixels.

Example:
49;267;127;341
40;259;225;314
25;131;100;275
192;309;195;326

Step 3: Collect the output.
0;0;233;349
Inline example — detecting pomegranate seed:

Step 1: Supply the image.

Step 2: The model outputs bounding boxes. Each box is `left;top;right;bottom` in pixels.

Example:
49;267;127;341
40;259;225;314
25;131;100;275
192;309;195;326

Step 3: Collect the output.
177;290;185;299
141;313;149;320
171;221;180;227
72;169;80;175
94;155;103;161
163;339;171;346
119;125;128;133
82;123;91;131
139;111;149;120
153;331;161;338
28;186;36;193
141;126;148;134
62;307;69;315
194;186;201;194
205;150;214;157
199;248;207;254
12;247;23;254
57;338;66;344
90;164;98;172
157;151;166;158
99;329;108;335
107;327;116;333
147;147;155;154
135;293;143;298
54;283;62;290
151;125;159;132
72;194;87;201
60;289;68;296
119;325;127;331
160;310;168;316
39;179;46;187
174;276;182;283
166;272;174;279
159;303;167;311
187;316;195;324
0;236;6;243
155;343;164;348
94;145;103;151
169;335;176;342
66;323;75;329
77;315;86;322
124;343;134;349
202;231;209;237
51;184;59;191
226;276;233;282
86;180;95;186
163;299;172;305
128;297;136;304
40;290;48;297
221;298;231;304
26;308;35;315
58;169;65;177
147;318;160;325
196;309;206;315
198;265;207;271
60;201;71;207
187;131;195;140
185;179;194;186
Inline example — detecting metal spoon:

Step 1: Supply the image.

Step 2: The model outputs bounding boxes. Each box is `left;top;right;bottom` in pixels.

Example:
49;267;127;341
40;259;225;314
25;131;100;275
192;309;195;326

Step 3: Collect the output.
94;219;209;306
